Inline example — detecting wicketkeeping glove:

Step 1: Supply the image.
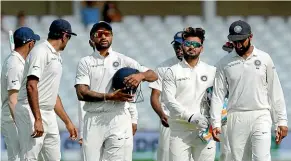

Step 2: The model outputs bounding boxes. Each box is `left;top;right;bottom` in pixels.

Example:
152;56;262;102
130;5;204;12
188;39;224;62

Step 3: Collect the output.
188;113;209;131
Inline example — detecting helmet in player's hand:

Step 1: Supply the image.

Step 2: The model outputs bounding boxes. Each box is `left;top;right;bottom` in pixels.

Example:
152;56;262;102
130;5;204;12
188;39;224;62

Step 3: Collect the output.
112;67;144;103
222;42;234;53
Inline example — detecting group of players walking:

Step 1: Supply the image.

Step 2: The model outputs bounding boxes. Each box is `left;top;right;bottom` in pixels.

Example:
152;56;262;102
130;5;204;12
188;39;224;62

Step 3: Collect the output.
1;17;288;161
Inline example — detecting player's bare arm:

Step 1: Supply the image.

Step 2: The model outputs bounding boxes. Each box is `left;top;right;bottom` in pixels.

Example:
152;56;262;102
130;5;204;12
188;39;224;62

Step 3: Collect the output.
132;123;137;135
26;75;44;138
54;95;77;140
75;84;133;102
150;89;169;127
124;70;158;88
8;89;18;121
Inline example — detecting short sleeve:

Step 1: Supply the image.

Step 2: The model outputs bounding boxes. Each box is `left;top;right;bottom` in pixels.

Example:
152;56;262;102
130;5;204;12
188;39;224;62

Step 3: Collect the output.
26;49;47;79
75;59;90;86
148;67;164;91
7;65;23;90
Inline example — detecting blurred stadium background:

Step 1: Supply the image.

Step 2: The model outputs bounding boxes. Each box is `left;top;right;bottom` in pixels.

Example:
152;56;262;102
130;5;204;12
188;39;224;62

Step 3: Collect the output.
1;1;291;161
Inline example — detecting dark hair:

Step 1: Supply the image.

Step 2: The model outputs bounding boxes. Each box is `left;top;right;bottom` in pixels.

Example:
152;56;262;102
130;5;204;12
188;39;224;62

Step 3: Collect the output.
48;32;65;40
182;27;205;44
14;38;25;48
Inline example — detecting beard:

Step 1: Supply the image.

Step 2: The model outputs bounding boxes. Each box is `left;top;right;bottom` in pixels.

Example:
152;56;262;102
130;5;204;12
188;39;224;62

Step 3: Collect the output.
183;48;200;60
235;41;251;56
95;39;112;51
176;51;183;61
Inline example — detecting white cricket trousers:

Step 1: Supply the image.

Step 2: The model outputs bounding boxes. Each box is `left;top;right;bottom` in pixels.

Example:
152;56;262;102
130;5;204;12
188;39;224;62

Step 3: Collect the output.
82;109;133;161
14;104;61;161
168;122;216;161
1;114;20;161
227;110;272;161
157;123;195;161
157;123;170;161
220;124;231;161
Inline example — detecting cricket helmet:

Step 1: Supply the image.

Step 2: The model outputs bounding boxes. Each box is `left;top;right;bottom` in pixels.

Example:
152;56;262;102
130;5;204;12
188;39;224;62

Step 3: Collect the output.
112;67;144;103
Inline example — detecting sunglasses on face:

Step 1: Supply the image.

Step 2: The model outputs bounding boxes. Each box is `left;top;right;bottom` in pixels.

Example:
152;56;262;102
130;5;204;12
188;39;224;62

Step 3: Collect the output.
183;40;202;48
62;32;72;40
93;30;112;38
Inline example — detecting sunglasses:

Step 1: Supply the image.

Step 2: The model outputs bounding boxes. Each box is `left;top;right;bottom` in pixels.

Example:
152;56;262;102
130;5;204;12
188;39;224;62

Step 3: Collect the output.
183;40;202;48
93;30;112;38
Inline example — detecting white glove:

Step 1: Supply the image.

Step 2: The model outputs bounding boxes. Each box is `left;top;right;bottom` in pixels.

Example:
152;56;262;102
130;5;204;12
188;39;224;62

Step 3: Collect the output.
188;113;209;131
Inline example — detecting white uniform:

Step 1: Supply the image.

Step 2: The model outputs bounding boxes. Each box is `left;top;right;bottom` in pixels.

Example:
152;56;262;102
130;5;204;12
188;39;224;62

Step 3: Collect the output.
78;101;138;161
149;56;181;161
15;40;62;161
220;100;231;161
210;46;288;161
162;59;216;161
1;51;24;161
75;48;147;161
78;101;138;139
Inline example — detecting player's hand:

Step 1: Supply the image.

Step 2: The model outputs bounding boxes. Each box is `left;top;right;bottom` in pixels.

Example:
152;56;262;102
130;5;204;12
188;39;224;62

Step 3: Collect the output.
275;126;288;144
188;113;209;131
212;127;221;142
66;122;78;141
132;123;137;136
160;114;169;127
31;119;44;138
78;138;83;146
124;73;145;89
108;89;134;102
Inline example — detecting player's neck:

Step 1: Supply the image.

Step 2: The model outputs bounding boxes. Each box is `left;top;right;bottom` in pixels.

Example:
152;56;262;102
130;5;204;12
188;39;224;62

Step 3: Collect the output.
15;47;28;60
98;49;109;57
47;39;62;52
185;57;199;68
241;46;254;60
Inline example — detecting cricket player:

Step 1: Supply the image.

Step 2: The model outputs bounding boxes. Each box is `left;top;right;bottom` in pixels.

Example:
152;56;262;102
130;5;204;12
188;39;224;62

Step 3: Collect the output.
149;31;189;161
210;20;288;161
162;27;216;161
14;19;78;161
1;27;40;161
74;21;157;161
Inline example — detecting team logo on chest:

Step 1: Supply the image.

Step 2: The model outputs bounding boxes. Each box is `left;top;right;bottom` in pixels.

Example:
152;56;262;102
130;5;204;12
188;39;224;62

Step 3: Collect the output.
254;60;261;69
201;75;207;82
113;61;120;67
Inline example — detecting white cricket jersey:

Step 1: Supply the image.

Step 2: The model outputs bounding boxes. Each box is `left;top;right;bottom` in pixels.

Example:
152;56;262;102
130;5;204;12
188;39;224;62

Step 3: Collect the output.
210;46;288;128
1;51;25;118
149;56;180;116
17;40;62;110
75;48;148;113
162;59;216;123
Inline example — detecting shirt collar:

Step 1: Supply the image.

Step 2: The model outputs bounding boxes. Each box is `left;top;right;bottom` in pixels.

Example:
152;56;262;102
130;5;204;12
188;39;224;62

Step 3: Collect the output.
180;57;201;69
12;51;25;64
45;40;59;55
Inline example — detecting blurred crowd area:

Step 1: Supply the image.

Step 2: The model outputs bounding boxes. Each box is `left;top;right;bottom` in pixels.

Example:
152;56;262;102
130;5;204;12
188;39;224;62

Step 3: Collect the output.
1;1;122;36
1;1;291;161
